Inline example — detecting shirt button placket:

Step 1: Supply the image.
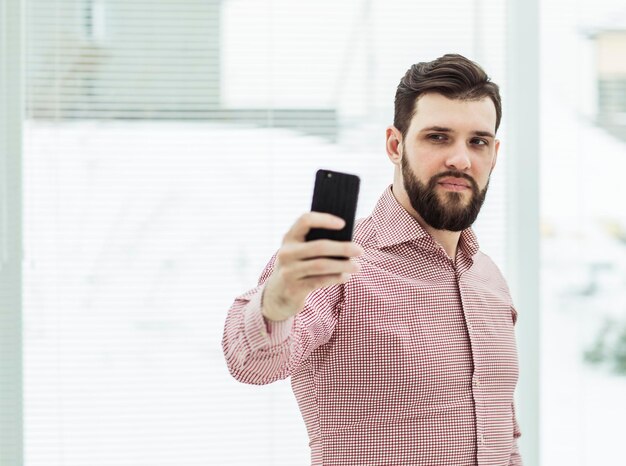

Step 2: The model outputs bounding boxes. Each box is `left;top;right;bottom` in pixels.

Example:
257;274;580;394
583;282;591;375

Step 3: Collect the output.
473;375;485;452
458;277;486;453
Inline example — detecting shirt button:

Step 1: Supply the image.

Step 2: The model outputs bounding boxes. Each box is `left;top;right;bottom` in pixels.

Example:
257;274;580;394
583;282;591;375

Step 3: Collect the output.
468;324;474;331
473;377;480;388
480;434;486;445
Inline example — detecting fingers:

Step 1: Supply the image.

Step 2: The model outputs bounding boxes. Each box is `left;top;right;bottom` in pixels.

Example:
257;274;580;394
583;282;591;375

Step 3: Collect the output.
299;273;353;291
290;257;361;281
274;255;360;285
284;212;346;243
262;212;364;320
277;240;364;264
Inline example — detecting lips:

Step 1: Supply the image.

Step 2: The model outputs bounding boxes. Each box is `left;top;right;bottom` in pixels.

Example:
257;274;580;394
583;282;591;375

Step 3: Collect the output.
437;177;471;188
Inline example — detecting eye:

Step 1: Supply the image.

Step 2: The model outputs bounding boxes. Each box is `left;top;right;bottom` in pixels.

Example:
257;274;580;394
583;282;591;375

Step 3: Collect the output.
427;134;448;142
471;138;489;146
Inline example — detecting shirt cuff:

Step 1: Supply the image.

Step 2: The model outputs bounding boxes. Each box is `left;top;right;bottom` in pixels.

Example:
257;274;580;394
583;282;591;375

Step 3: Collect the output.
242;284;294;350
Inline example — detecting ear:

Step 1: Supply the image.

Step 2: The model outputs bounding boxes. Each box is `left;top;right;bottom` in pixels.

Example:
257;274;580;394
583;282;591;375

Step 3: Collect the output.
386;126;403;166
491;139;500;170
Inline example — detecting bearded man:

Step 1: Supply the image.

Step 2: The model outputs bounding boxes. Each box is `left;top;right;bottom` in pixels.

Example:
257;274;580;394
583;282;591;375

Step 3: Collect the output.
222;53;522;466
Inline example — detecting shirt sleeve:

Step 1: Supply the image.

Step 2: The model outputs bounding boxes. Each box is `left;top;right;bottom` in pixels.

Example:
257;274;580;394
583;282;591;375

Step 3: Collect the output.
509;402;523;466
222;253;344;385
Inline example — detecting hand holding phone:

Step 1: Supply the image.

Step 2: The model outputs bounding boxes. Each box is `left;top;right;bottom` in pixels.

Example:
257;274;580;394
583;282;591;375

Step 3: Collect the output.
261;169;363;322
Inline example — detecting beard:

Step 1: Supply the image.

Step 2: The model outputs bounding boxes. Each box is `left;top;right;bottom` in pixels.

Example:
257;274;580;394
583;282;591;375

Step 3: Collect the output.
401;156;489;232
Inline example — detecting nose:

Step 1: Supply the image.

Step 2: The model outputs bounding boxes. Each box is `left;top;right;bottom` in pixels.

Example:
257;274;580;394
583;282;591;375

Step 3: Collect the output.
445;143;471;171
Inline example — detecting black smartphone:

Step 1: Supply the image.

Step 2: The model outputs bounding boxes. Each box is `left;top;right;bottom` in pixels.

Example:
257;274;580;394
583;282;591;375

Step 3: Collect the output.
305;169;360;248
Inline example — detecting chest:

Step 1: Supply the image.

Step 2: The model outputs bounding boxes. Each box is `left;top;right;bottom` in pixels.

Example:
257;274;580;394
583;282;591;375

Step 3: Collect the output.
314;263;519;403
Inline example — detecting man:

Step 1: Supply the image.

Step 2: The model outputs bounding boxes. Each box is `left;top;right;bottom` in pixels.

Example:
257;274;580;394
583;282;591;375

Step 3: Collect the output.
222;54;522;466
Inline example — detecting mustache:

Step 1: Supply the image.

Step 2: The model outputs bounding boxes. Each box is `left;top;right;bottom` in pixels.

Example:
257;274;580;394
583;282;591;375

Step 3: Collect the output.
430;171;479;191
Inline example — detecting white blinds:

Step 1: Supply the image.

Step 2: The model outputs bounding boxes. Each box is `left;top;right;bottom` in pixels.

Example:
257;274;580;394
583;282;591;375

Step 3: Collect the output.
23;1;509;465
26;0;221;119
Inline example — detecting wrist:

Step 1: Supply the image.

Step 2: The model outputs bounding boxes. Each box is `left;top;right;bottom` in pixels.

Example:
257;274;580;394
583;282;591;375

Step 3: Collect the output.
261;286;295;322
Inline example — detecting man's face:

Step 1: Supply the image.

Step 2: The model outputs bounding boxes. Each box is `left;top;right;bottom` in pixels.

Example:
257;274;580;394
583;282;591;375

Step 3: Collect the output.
395;93;500;231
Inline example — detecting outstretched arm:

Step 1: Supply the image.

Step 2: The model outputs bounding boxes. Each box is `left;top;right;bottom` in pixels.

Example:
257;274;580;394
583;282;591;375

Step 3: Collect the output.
222;212;363;385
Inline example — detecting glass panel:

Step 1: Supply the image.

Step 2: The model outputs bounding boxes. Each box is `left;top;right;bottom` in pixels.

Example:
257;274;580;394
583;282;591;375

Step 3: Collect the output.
23;1;509;464
540;0;626;464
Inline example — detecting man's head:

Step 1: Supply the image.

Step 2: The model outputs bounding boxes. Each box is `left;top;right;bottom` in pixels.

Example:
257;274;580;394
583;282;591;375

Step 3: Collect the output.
394;54;502;140
386;54;501;232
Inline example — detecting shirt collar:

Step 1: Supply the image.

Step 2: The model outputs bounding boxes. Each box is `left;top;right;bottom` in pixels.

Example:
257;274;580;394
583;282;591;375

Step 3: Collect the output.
371;185;480;258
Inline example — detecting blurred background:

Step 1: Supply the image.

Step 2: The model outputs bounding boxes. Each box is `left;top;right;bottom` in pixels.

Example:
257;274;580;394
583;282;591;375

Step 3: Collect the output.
0;0;625;464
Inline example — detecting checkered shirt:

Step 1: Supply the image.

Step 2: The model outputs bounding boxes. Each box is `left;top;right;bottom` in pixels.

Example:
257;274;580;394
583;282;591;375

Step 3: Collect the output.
223;186;522;465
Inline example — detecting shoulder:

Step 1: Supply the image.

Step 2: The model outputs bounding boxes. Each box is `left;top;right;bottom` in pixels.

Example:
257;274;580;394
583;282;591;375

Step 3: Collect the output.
471;251;514;302
473;250;504;276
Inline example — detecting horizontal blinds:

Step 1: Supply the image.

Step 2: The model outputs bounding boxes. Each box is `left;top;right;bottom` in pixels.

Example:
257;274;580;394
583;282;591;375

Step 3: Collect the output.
26;0;221;120
23;1;509;465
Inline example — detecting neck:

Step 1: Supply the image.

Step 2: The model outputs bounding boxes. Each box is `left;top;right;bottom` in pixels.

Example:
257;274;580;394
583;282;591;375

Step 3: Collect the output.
391;182;462;261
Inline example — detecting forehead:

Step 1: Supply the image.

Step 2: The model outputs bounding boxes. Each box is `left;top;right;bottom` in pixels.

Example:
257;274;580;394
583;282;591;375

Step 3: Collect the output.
409;93;497;134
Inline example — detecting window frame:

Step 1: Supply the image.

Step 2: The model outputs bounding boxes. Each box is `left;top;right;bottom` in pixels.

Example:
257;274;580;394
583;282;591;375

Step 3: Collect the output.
0;0;24;464
505;0;541;463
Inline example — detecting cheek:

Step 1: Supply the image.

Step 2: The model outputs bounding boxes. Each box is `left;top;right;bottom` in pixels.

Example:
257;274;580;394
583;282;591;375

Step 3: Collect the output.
475;156;495;181
407;161;434;185
407;153;438;176
476;171;493;191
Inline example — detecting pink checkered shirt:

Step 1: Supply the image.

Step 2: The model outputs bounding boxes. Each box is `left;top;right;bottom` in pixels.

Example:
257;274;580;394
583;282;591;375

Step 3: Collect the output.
223;186;522;465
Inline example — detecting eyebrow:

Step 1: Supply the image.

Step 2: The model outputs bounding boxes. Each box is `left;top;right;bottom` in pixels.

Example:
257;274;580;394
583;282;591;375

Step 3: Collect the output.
419;126;496;139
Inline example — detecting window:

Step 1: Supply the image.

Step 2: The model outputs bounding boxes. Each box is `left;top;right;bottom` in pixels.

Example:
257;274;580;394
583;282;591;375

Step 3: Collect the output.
540;0;626;464
18;0;531;465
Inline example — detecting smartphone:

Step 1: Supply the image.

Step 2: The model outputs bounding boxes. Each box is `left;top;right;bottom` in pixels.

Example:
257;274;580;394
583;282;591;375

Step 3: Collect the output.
305;169;360;249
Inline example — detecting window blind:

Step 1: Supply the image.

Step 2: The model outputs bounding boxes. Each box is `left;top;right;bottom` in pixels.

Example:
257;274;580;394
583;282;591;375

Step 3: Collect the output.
23;1;509;464
26;0;221;119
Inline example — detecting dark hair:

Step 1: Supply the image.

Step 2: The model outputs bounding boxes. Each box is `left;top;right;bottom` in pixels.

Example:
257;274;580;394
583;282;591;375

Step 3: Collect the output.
394;54;502;138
